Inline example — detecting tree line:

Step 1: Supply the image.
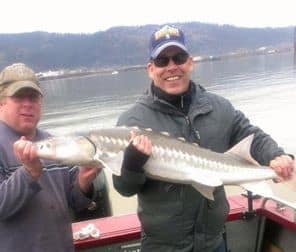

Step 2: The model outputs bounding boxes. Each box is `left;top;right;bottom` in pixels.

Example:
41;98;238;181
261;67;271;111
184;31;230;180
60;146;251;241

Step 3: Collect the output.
0;22;293;71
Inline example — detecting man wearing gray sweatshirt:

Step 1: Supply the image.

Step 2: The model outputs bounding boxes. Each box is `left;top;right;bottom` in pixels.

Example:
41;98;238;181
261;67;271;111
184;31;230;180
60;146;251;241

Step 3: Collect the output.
0;63;100;252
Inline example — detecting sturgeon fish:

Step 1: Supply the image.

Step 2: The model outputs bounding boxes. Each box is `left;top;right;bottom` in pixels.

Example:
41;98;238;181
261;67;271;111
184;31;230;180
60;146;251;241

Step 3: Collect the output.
34;127;296;208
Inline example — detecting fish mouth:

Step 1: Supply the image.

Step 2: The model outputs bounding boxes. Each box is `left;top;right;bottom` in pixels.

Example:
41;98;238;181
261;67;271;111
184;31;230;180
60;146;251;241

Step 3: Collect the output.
82;136;97;153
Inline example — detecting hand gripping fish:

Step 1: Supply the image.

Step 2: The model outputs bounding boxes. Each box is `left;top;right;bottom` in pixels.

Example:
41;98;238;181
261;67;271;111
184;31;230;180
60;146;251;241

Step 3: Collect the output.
34;127;296;208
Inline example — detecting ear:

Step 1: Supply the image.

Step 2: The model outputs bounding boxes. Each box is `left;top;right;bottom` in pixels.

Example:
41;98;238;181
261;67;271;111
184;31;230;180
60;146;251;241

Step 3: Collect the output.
188;56;194;72
147;62;154;79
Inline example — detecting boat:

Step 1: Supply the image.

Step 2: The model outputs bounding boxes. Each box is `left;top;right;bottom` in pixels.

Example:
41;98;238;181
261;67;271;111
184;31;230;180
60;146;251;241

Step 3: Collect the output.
72;190;296;251
111;70;119;75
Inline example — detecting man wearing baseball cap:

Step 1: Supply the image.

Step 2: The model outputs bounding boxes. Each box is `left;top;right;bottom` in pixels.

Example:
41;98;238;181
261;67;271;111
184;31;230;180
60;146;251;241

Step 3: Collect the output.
113;25;294;252
0;63;43;137
0;63;101;252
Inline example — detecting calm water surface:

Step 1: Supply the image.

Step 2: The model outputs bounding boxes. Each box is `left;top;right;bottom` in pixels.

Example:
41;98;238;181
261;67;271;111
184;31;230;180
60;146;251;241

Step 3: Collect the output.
40;52;296;155
39;52;296;215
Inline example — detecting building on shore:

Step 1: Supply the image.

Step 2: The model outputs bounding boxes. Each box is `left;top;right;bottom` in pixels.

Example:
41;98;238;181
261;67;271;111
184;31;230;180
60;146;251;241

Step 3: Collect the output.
294;27;296;57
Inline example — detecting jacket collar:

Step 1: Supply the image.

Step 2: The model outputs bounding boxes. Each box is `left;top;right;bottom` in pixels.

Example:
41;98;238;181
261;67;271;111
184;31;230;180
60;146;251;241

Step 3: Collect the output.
151;82;193;114
139;81;212;116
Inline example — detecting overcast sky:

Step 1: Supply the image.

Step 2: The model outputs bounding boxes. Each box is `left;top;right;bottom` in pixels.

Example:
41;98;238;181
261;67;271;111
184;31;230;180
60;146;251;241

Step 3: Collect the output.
1;0;294;34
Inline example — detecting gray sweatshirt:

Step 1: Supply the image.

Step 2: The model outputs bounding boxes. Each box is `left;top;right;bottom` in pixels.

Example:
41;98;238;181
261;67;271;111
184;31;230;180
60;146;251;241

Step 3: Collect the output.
0;121;92;252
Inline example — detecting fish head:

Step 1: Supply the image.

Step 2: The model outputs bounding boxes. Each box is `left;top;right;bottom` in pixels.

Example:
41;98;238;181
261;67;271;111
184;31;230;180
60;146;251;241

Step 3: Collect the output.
35;136;97;165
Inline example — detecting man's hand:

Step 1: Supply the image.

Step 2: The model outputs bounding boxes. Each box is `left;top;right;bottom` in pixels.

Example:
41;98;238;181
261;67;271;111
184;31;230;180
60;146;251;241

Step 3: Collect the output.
119;131;152;174
269;154;294;180
78;164;103;194
130;131;152;156
13;136;43;180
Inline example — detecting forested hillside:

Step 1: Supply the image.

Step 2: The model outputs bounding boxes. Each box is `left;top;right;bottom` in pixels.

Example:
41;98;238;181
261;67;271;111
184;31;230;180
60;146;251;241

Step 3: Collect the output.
0;22;293;71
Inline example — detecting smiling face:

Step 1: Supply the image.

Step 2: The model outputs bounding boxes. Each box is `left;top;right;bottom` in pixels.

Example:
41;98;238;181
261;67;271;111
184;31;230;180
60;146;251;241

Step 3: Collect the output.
0;88;42;138
147;46;194;95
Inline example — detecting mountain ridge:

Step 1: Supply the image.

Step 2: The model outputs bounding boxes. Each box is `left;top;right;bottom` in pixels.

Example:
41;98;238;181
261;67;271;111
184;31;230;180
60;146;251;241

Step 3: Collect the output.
0;22;294;71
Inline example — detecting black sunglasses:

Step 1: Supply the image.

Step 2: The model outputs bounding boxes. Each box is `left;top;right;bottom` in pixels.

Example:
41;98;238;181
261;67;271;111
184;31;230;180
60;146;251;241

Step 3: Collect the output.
152;52;189;67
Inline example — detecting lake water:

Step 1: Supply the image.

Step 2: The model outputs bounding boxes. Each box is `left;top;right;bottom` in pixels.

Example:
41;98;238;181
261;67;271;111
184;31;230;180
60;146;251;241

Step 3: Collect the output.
39;52;296;215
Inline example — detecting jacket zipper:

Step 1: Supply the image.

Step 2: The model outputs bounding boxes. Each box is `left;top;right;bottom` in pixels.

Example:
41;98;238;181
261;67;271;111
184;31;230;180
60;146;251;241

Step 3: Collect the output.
184;115;201;142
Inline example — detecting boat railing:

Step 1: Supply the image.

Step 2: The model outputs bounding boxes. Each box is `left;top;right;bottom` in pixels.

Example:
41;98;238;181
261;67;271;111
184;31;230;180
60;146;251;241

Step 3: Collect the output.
72;194;296;251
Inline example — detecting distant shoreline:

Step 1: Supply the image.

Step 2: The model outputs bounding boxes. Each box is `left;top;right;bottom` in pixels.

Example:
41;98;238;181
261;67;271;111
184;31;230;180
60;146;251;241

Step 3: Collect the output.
39;47;294;82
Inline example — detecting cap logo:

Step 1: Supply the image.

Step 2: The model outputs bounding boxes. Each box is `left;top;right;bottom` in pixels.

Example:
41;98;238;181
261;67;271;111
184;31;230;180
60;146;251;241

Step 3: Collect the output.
149;25;187;59
154;25;180;41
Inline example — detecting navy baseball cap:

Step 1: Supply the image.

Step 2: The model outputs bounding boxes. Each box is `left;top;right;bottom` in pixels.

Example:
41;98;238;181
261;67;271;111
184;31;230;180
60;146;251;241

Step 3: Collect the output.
149;25;188;59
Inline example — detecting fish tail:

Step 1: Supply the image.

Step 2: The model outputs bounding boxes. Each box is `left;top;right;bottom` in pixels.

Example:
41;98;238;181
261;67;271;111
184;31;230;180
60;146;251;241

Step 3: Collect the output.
241;181;273;198
282;169;296;191
241;180;296;210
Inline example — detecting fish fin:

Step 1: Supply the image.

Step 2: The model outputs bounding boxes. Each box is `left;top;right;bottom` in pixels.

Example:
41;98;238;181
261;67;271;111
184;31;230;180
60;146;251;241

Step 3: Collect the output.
191;173;222;200
226;134;259;166
191;183;215;200
94;152;123;176
267;180;296;210
241;180;296;210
